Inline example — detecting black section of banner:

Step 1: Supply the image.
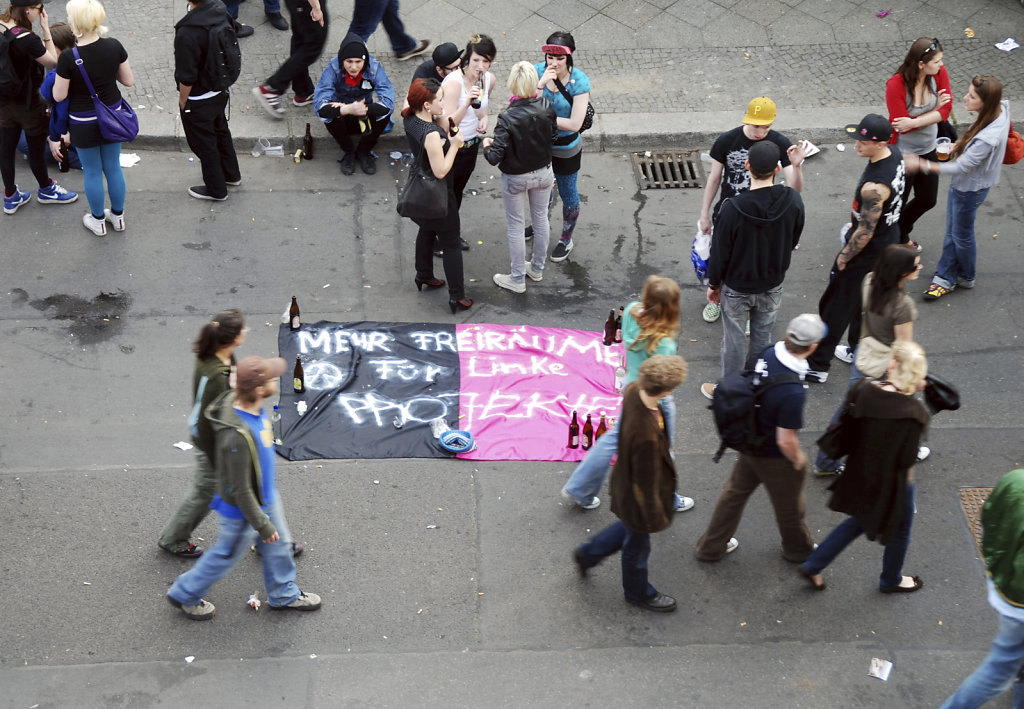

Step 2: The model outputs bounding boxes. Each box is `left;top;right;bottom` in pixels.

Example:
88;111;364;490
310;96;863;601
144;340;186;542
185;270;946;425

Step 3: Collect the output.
276;322;460;460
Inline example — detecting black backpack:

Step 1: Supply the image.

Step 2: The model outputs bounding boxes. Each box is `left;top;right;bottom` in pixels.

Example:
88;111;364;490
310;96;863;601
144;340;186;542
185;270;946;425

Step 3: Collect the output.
711;362;802;463
0;26;27;103
201;17;241;92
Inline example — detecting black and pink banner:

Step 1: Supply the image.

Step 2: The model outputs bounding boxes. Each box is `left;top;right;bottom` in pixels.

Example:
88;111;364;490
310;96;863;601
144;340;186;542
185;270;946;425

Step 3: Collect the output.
277;322;623;461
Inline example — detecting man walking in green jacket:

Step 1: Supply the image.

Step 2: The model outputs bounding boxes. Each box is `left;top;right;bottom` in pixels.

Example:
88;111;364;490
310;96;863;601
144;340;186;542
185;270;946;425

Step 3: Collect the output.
939;468;1024;708
167;355;321;620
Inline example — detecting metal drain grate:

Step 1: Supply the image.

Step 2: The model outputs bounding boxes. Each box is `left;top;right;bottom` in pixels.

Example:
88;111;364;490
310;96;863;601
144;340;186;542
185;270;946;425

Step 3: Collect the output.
958;486;993;552
631;151;705;190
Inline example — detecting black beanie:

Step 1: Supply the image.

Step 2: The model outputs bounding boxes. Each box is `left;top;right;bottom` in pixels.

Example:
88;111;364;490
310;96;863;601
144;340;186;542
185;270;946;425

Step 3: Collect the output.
339;39;367;63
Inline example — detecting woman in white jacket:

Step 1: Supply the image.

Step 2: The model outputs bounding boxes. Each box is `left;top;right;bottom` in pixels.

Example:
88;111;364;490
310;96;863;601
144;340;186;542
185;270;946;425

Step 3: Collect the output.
917;75;1009;301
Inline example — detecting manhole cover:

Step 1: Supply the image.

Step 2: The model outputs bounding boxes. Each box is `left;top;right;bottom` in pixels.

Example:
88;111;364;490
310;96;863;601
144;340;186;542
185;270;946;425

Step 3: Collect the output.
958;486;993;552
630;152;705;190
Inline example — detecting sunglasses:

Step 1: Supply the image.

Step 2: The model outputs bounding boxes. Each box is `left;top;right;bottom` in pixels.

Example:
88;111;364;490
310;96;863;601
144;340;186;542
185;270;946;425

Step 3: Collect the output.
921;39;939;58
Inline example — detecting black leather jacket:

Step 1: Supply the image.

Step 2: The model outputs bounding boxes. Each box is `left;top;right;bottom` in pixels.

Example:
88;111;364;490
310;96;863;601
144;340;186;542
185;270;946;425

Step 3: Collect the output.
483;97;558;175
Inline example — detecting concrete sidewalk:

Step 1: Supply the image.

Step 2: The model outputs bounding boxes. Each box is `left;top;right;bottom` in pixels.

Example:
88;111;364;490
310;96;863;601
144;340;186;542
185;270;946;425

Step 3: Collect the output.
82;0;1024;151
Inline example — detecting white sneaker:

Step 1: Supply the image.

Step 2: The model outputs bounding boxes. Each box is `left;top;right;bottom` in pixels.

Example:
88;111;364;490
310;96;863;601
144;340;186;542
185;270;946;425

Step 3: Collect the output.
493;273;526;293
725;538;738;554
834;346;854;364
700;382;716;400
525;265;543;282
917;445;930;462
104;209;125;232
702;302;721;322
804;370;828;383
561;486;600;510
167;595;215;620
82;212;106;236
674;495;695;512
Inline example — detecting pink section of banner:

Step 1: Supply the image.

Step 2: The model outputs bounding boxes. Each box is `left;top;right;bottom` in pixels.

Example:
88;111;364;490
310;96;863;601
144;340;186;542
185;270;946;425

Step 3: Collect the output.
455;324;624;461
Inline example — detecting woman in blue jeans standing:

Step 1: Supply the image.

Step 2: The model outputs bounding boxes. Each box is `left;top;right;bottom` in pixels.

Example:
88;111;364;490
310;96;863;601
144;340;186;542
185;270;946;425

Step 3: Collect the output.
798;341;931;592
483;61;557;294
561;275;694;513
919;75;1010;301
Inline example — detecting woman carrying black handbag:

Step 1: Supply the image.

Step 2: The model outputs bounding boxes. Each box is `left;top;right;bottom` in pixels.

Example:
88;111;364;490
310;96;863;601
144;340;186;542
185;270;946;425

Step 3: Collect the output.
401;77;471;315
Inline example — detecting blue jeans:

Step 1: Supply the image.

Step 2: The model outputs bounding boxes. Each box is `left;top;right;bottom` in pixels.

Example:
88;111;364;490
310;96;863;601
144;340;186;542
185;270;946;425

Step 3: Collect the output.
814;350;867;472
577;520;657;603
563;396;676;502
801;482;915;589
720;284;783;376
501;166;553;283
939;612;1024;709
75;142;125;218
933;186;990;290
224;0;280;18
168;495;300;607
348;0;416;54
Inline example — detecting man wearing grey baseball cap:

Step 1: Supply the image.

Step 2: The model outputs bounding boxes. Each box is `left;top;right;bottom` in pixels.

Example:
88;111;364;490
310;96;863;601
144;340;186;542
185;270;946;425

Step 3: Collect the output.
697;313;824;563
167;355;322;620
805;114;905;383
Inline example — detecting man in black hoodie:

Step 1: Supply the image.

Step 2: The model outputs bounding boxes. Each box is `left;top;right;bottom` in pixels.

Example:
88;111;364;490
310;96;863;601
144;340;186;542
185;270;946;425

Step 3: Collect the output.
175;0;242;201
701;140;805;399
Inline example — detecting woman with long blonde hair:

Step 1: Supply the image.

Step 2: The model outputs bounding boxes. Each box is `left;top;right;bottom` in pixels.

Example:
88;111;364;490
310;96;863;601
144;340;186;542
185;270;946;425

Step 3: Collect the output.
798;341;931;592
561;275;694;514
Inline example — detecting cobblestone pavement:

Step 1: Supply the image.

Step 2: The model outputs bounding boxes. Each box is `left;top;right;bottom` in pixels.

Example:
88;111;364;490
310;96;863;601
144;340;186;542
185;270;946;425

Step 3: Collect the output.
81;0;1024;145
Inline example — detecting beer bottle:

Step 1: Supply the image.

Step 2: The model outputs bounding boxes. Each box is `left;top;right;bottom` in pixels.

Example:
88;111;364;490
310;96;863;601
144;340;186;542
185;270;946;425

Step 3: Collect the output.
581;414;594;450
272;404;283;446
302;122;314;160
448;117;460;136
614;307;623;343
293;355;305;393
470;77;483;110
595;412;608;440
567;410;580;448
58;139;70;173
614;354;626;392
603;310;616;346
289;296;301;331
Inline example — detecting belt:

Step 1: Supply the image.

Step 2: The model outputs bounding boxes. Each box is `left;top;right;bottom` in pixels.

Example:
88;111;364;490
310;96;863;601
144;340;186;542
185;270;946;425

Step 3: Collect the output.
459;137;481;150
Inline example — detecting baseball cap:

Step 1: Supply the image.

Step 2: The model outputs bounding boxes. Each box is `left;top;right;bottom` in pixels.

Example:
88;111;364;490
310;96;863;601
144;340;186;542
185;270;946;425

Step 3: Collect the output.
748;140;781;174
786;314;826;346
235;355;287;391
432;42;463;67
844;114;892;142
743;97;776;126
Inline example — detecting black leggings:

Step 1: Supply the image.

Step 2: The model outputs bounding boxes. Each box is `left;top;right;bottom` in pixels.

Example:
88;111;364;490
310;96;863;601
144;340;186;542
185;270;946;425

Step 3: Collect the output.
1;127;49;195
898;148;939;242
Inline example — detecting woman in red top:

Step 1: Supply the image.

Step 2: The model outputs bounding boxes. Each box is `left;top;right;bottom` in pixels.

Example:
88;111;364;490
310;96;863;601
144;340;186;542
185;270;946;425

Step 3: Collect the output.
885;37;952;250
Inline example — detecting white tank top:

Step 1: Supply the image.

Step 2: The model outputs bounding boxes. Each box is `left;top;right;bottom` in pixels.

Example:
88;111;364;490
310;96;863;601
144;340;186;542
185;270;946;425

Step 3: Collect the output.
449;70;490;139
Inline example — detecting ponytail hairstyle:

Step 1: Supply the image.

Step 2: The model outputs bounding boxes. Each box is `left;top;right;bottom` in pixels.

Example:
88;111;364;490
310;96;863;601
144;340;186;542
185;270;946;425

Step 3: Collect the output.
402;77;441;119
887;340;928;396
193;309;244;359
868;244;918;315
951;75;1004;160
896;37;942;91
630;276;681;355
461;33;496;67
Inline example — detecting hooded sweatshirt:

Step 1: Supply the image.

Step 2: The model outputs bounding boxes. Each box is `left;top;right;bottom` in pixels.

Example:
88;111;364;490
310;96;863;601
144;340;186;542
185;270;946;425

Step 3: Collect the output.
939;99;1011;192
174;0;234;95
313;32;395;123
982;469;1024;608
707;184;804;294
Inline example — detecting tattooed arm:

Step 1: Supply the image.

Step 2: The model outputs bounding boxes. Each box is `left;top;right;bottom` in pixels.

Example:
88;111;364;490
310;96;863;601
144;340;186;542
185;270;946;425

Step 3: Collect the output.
837;182;890;271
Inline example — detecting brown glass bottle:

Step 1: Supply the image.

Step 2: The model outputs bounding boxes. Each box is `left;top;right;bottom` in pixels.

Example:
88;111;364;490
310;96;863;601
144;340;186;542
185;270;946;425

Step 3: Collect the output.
293;355;305;393
614;307;623;343
581;414;594;450
289;296;301;331
567;410;579;448
595;412;608;440
603;310;616;346
58;139;70;173
302;122;314;160
447;117;459;136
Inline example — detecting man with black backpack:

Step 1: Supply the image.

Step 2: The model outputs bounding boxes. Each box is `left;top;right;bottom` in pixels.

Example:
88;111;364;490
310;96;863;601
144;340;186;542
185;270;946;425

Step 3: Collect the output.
174;0;242;201
696;314;824;563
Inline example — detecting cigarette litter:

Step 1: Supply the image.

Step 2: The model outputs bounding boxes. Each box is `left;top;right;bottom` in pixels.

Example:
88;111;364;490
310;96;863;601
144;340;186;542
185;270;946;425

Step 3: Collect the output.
868;658;893;681
247;593;261;610
173;441;194;451
373;480;380;484
426;524;438;529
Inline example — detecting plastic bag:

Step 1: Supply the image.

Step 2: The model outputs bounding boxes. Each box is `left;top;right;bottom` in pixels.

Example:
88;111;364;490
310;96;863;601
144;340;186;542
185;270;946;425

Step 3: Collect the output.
691;221;711;284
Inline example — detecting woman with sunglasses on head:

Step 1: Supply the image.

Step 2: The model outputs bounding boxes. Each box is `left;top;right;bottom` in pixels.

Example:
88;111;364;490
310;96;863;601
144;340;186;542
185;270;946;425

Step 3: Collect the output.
535;31;589;263
916;75;1010;302
886;37;952;251
0;0;79;216
52;0;133;236
439;33;494;253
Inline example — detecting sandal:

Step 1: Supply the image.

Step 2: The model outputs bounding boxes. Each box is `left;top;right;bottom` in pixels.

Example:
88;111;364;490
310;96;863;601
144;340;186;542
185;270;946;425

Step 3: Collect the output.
923;283;952;301
880;575;924;594
797;565;826;591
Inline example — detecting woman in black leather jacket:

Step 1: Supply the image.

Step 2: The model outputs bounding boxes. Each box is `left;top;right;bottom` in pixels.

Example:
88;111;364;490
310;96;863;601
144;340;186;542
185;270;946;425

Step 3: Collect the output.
483;61;558;293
